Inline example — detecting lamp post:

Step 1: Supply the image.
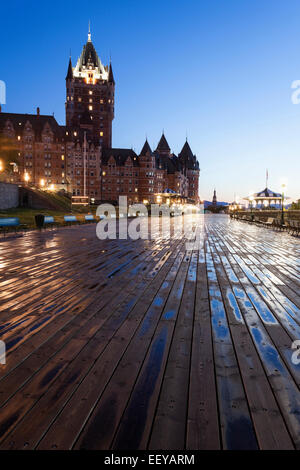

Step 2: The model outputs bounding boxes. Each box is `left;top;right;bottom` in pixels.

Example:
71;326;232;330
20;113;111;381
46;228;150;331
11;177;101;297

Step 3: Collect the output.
249;196;254;221
281;183;286;226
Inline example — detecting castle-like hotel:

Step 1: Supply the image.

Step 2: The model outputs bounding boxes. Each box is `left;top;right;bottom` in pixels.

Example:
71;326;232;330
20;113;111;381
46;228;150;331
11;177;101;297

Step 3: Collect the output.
0;29;200;205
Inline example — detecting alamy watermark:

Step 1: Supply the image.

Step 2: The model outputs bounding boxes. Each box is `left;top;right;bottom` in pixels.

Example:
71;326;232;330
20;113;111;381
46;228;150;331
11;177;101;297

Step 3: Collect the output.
291;340;300;365
0;340;6;365
0;80;6;105
95;196;205;250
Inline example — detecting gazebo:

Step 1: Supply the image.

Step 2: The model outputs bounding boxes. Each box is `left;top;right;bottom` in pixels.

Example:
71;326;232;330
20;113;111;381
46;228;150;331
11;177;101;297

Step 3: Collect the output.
244;187;283;209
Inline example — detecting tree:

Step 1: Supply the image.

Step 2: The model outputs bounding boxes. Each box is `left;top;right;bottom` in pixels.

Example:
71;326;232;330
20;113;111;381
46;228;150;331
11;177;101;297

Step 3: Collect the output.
290;199;300;210
0;135;19;177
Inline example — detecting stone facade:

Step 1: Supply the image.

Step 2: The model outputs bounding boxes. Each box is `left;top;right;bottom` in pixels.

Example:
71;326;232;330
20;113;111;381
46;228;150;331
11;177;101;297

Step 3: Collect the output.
0;182;19;209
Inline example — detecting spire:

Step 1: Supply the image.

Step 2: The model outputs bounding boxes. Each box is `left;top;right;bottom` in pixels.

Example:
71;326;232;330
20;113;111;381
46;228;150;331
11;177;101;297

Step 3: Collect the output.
156;133;170;155
212;189;217;205
66;57;73;80
140;139;152;156
179;140;193;160
108;62;115;84
88;21;91;42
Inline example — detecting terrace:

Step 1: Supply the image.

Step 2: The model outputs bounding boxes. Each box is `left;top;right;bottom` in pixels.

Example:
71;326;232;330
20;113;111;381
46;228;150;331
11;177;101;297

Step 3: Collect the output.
0;214;299;450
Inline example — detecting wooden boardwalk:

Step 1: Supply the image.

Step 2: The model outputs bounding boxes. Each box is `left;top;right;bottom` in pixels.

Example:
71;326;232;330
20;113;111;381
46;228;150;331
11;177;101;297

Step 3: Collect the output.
0;214;300;450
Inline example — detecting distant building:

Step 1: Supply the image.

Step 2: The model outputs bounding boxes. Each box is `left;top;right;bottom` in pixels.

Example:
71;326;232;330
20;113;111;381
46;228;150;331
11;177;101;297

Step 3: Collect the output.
0;28;200;204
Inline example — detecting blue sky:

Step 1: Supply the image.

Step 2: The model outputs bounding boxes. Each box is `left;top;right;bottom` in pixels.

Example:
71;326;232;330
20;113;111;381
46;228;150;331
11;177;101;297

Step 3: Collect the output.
1;0;300;202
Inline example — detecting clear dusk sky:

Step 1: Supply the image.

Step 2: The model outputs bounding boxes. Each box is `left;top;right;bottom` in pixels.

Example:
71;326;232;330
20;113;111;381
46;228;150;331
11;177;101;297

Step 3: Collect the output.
1;0;300;202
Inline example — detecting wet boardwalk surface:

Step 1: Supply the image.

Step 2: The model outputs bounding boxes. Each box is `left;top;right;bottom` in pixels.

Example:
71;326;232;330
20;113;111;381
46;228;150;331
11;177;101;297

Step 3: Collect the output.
0;214;300;450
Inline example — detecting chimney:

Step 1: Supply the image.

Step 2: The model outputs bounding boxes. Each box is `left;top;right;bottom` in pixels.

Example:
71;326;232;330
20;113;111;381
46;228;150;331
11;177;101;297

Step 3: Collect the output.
37;107;40;116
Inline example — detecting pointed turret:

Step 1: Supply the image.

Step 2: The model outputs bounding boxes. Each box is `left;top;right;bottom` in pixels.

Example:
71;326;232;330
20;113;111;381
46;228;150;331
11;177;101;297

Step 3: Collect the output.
108;62;115;84
156;133;170;155
140;139;152;156
179;140;193;160
66;57;73;80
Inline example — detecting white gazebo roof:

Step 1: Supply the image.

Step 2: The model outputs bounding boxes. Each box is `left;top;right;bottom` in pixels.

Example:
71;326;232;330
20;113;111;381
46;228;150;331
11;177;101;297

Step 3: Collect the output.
244;187;282;200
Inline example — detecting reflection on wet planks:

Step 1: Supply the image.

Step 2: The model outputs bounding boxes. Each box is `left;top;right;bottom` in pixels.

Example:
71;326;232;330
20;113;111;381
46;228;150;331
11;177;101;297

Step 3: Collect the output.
0;215;299;450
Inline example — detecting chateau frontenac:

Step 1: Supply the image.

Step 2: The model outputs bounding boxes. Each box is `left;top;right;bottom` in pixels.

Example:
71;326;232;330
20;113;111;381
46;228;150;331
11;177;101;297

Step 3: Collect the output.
0;28;200;204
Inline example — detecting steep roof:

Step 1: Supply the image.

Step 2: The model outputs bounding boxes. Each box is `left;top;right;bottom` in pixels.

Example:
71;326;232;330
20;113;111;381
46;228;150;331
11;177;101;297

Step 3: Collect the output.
102;148;139;166
179;140;193;160
0;112;100;145
0;112;64;140
66;57;73;80
78;39;101;70
156;133;170;154
108;62;115;84
178;140;199;170
140;139;152;156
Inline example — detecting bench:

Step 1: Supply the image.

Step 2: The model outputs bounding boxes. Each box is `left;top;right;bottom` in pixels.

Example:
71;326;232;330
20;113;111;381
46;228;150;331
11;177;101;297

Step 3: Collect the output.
287;219;300;235
253;216;262;225
263;217;274;228
0;217;27;235
273;218;287;231
44;216;56;227
64;215;79;225
84;214;96;223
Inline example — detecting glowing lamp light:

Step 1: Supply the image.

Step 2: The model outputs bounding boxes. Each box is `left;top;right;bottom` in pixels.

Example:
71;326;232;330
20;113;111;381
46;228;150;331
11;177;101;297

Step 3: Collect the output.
24;172;30;182
0;160;3;172
143;199;149;205
49;184;55;191
40;178;45;188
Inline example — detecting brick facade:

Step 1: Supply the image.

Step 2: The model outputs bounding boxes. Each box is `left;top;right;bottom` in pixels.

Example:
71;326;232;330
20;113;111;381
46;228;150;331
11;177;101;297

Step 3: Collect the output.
0;29;200;204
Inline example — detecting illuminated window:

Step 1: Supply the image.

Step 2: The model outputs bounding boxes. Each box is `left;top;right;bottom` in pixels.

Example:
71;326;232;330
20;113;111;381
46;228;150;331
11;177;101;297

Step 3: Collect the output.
61;155;65;161
89;98;93;103
17;136;21;141
74;131;77;136
78;97;82;102
100;99;104;104
100;131;104;137
89;105;93;111
89;91;93;95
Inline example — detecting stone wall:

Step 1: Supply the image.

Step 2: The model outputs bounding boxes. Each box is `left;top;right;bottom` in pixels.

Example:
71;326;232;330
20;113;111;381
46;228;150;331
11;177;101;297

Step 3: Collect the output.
0;182;19;210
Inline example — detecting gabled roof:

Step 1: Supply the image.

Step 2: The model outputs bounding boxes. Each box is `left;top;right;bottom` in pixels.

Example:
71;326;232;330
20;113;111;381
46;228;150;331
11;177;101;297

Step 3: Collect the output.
140;139;152;156
66;58;73;80
156;133;170;154
102;148;139;167
0;112;64;140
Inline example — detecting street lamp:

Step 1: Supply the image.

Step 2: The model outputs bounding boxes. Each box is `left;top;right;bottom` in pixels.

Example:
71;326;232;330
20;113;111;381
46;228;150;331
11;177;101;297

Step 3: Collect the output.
0;160;3;172
249;195;254;220
24;172;30;183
